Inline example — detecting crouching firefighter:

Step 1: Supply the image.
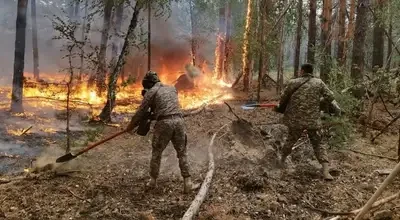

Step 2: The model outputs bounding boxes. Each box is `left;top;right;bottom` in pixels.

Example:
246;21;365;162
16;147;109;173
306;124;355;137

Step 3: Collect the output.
126;71;199;193
274;63;339;181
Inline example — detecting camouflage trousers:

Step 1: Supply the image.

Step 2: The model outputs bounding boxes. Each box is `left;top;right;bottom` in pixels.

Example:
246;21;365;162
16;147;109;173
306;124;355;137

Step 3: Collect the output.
281;127;329;164
150;117;191;179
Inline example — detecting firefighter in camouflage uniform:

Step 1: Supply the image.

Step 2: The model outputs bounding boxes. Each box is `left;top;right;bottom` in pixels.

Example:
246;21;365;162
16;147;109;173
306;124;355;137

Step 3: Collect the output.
275;64;338;180
127;71;199;193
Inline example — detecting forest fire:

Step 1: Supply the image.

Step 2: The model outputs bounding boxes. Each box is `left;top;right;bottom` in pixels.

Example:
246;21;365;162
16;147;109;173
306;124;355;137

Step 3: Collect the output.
3;64;233;117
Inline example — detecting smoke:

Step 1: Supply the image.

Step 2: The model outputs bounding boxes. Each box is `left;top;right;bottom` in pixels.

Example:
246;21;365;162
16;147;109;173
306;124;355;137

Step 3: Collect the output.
160;137;209;178
33;145;82;172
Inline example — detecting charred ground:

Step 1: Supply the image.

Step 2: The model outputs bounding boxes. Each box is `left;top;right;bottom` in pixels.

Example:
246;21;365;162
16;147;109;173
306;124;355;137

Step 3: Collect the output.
0;94;399;220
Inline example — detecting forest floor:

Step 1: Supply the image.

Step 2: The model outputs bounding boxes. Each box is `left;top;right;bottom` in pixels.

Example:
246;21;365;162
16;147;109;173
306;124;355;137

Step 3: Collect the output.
0;89;399;220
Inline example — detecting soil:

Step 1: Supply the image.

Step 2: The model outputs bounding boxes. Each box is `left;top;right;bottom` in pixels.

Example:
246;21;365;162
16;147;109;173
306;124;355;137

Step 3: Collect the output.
0;95;399;220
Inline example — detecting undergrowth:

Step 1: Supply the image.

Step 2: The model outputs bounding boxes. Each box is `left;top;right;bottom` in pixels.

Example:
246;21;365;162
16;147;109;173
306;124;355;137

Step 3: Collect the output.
324;66;361;149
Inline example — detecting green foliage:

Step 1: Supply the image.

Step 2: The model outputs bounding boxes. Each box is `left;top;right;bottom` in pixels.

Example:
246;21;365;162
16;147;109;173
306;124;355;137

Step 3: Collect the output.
322;67;361;149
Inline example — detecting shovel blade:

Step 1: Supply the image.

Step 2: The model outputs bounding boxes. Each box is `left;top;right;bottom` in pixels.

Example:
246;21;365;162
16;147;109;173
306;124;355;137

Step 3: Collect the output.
55;153;76;163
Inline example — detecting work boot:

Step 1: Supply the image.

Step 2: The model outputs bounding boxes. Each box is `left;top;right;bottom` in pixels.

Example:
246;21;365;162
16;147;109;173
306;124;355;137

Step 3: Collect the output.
183;177;200;194
322;163;333;180
146;177;157;189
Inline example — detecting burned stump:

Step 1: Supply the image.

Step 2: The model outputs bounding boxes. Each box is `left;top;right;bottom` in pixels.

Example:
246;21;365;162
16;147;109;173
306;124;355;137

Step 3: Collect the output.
174;74;195;91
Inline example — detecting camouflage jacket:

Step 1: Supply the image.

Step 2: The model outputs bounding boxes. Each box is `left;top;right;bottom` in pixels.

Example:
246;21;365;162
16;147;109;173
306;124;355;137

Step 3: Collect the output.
278;75;335;129
129;82;182;128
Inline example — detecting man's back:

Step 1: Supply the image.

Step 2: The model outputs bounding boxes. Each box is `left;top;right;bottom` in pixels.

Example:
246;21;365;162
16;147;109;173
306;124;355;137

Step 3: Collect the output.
150;83;182;118
283;77;334;129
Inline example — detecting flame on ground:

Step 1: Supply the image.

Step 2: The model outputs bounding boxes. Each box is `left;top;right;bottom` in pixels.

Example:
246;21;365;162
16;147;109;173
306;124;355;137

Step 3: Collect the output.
4;66;233;116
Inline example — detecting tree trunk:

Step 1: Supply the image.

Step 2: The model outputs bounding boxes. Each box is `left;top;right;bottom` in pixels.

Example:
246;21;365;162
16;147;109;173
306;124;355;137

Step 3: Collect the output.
79;0;89;80
31;0;40;81
112;2;124;70
223;1;232;81
386;7;392;70
343;0;356;64
242;0;253;92
293;0;303;78
189;0;197;67
277;0;286;94
215;7;226;79
147;1;151;71
372;0;385;70
95;0;113;95
74;1;80;19
351;0;369;99
11;0;28;113
258;0;267;102
307;0;317;64
68;1;74;19
320;0;332;83
99;3;142;122
337;0;346;66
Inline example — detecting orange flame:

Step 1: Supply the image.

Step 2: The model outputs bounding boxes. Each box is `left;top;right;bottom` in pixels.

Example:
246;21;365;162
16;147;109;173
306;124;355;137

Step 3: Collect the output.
12;59;233;116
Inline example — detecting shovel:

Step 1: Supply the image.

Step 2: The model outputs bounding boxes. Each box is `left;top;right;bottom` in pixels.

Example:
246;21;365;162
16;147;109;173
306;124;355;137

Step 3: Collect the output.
56;129;127;163
241;103;277;110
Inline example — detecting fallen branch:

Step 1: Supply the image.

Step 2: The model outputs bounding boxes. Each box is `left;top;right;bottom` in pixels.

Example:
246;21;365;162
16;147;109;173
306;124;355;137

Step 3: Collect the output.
379;93;394;118
66;187;85;200
354;161;400;220
311;191;400;219
181;124;228;220
371;114;400;142
183;95;224;117
0;153;20;159
20;125;33;136
347;149;398;161
224;102;241;120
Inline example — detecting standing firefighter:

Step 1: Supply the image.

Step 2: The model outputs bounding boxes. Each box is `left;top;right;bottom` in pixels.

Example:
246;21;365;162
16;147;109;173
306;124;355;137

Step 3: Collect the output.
275;64;336;180
126;71;199;193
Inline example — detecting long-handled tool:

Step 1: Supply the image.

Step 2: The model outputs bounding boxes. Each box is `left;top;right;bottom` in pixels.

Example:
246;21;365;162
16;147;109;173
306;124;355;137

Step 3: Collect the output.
56;129;127;163
241;102;277;110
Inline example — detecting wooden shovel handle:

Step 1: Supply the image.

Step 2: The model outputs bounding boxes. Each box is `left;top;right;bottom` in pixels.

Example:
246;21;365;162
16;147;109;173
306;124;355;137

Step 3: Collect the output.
75;129;127;157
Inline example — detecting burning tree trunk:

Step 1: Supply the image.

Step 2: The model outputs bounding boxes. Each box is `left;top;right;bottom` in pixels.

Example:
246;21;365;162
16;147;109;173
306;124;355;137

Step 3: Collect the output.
99;2;142;122
11;0;28;113
112;2;124;69
320;0;332;83
223;1;233;81
79;0;89;80
31;0;40;81
351;0;369;99
343;0;356;64
337;0;346;66
372;0;386;70
215;7;226;79
293;0;303;78
242;0;253;92
94;0;113;95
307;0;317;64
189;0;198;67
